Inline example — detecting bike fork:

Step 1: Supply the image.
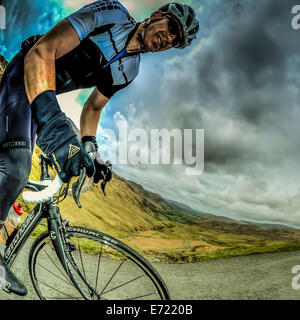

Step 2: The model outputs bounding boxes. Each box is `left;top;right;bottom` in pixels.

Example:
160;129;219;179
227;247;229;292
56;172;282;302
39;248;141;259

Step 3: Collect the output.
47;204;100;299
47;203;71;275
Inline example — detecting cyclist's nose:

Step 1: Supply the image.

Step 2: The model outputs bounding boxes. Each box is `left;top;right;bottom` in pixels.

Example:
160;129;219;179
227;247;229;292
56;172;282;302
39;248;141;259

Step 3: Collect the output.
162;33;176;47
168;33;177;43
163;32;177;47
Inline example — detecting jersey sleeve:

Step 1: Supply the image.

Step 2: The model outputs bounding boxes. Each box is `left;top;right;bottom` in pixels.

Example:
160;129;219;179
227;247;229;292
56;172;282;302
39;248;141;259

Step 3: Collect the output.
66;0;132;41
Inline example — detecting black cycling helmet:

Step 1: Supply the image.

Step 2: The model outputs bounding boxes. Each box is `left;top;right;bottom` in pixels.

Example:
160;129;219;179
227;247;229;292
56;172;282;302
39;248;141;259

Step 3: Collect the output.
158;2;200;49
137;2;199;52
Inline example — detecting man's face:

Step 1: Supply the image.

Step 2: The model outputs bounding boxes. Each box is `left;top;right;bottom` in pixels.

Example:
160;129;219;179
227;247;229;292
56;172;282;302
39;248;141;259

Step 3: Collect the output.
143;11;182;52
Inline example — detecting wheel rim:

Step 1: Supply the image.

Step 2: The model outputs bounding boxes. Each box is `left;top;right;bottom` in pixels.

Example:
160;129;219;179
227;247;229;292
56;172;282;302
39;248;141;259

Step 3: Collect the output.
30;230;169;300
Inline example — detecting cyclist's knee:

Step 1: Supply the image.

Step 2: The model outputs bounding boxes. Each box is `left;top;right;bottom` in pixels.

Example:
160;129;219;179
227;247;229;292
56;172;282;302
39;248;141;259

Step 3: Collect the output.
12;149;31;185
0;148;31;188
0;148;31;222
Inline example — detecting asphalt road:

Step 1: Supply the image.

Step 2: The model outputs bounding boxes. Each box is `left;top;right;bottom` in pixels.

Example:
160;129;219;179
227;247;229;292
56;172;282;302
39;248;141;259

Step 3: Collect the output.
1;239;300;300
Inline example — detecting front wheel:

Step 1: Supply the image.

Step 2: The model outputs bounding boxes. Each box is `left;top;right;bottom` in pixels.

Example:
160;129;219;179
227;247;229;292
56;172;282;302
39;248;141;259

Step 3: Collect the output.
29;226;170;300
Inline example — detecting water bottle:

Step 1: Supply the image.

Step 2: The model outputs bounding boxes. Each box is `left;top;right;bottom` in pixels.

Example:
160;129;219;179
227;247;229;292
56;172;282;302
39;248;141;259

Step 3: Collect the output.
0;202;23;244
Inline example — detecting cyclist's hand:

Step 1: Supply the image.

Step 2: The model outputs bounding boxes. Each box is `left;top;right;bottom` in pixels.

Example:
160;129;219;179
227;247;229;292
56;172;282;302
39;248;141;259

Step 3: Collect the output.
94;157;112;184
51;136;95;183
81;136;112;184
81;136;97;162
32;91;95;183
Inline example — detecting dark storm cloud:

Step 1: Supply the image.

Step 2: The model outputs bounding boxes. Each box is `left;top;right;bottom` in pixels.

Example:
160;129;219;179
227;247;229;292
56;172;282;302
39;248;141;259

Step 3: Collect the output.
113;0;300;227
195;0;300;122
167;0;300;171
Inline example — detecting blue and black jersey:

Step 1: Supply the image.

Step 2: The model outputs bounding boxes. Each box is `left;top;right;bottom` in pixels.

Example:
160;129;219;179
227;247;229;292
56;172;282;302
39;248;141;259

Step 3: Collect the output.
0;0;141;151
0;0;142;222
56;0;140;98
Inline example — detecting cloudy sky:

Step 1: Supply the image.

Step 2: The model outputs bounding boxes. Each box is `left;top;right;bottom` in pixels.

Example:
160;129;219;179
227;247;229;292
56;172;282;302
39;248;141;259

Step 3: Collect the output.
2;0;300;227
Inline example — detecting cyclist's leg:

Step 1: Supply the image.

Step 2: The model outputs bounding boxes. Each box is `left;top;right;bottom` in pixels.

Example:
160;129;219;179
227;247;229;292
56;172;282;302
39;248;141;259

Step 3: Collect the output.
0;50;35;222
0;50;35;296
0;146;32;223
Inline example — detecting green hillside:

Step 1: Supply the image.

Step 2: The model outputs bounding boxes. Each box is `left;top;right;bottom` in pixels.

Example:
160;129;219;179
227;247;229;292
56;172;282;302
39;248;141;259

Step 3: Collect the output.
17;147;300;263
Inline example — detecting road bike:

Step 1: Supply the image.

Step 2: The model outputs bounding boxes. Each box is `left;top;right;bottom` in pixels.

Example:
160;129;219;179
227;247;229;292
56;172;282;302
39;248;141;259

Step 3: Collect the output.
2;153;170;300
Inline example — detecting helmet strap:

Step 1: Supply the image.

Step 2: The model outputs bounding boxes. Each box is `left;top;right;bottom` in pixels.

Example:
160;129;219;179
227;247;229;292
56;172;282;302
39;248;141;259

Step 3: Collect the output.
137;27;147;53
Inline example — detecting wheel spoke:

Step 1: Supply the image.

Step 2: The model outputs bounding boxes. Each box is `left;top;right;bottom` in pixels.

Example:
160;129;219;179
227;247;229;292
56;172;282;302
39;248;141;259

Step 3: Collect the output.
102;274;145;295
37;279;81;300
95;245;103;289
128;292;158;300
100;260;124;296
43;246;71;284
49;296;84;300
77;240;86;278
37;263;73;286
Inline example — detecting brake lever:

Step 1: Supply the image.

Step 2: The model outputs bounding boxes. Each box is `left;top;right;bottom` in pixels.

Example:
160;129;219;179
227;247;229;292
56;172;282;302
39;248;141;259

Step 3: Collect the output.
71;167;87;208
72;143;96;208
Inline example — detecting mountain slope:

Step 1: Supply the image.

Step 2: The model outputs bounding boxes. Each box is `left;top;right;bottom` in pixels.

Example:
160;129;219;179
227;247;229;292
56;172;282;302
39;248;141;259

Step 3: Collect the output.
17;146;300;263
166;199;238;223
241;220;295;230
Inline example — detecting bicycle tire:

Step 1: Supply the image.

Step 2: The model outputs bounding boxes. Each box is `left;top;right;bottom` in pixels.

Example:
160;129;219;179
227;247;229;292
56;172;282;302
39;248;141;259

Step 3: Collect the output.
29;226;170;300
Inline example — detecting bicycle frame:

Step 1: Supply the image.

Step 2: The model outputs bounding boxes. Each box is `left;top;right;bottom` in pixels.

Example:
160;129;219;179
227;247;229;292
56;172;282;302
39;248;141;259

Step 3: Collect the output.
4;201;42;268
3;154;70;273
3;155;99;298
4;200;69;271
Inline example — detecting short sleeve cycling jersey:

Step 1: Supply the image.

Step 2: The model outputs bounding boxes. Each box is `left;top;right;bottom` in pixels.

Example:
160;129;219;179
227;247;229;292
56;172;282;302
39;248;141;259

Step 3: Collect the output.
54;0;140;98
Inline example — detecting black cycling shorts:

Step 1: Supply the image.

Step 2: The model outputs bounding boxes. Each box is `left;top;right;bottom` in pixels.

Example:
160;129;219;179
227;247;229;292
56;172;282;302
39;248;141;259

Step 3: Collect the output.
0;51;37;151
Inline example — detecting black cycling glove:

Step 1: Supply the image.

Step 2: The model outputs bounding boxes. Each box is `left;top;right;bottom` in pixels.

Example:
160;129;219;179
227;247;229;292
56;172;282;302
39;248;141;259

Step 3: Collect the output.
81;136;112;185
32;91;95;183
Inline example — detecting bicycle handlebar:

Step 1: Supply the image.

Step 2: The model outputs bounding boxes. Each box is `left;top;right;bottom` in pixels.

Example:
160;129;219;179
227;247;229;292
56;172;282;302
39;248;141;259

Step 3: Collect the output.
22;175;63;204
22;170;94;205
22;147;96;205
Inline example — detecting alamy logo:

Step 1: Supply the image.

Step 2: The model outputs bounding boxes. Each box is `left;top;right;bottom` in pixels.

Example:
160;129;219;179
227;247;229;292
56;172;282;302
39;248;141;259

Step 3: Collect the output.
292;5;300;30
0;5;6;30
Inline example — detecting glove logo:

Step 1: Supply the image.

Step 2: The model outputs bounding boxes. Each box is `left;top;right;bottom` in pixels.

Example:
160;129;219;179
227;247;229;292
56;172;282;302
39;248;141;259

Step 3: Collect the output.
68;144;80;159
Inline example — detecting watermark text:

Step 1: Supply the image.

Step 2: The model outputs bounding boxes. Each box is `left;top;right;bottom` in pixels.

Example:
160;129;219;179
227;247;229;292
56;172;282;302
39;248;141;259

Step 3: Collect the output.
291;5;300;30
0;5;6;30
99;119;204;176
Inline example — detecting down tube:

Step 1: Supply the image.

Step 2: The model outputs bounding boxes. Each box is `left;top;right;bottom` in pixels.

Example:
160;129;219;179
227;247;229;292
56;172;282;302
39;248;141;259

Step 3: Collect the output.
4;204;44;268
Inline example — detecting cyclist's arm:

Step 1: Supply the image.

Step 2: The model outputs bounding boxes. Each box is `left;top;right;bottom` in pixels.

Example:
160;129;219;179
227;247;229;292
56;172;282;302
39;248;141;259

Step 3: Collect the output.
24;19;81;104
80;88;110;138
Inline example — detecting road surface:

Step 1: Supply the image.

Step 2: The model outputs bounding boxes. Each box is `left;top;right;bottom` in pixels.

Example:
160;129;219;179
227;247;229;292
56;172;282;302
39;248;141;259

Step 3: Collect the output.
1;240;300;300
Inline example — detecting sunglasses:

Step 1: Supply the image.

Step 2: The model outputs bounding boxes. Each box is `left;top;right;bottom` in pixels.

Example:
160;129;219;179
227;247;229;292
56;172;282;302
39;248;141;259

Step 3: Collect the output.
168;18;182;47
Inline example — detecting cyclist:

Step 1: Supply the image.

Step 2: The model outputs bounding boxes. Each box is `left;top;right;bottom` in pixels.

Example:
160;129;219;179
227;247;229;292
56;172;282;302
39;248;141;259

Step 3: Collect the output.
0;1;199;296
